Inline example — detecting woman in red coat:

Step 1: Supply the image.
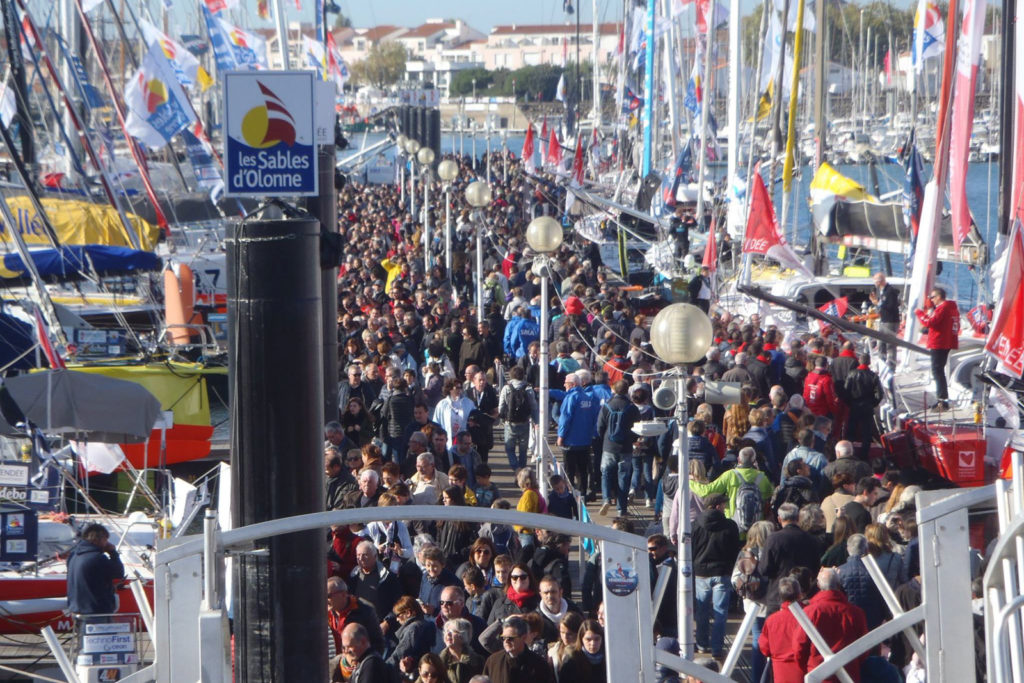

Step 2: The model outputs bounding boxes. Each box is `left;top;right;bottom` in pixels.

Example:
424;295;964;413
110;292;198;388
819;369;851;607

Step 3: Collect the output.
759;577;806;683
915;287;960;410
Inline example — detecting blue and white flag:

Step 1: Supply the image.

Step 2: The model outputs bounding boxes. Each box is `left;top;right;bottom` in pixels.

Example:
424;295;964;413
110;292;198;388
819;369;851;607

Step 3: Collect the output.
124;42;195;149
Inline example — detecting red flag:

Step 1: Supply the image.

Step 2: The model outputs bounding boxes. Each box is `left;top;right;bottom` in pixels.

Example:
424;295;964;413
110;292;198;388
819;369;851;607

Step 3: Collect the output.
950;0;986;251
702;220;717;272
696;0;712;33
540;116;549;159
571;137;584;186
33;309;65;369
884;50;892;84
986;223;1024;377
521;125;536;173
743;168;815;277
257;0;269;19
617;23;624;55
817;297;849;334
545;128;563;169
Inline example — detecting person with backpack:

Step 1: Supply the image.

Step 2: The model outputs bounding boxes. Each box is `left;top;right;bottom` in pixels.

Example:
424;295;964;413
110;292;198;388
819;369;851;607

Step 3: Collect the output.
689;447;774;534
595;379;641;517
731;520;775;683
498;366;538;470
692;493;741;658
769;459;820;523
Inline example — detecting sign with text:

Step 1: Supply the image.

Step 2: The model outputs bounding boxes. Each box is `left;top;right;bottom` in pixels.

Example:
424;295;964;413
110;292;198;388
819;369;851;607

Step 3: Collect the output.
224;71;317;197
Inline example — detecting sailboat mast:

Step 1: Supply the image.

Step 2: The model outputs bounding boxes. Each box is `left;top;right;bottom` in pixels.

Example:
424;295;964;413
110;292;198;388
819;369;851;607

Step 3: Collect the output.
641;0;655;175
812;0;826;168
661;0;679;163
997;0;1016;236
725;0;742;237
1;0;35;169
592;0;601;125
695;20;715;230
780;0;807;241
767;0;791;188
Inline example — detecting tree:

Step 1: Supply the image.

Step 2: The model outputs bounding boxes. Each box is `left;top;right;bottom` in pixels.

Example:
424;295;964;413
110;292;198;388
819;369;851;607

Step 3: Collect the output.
333;11;352;29
450;68;494;96
350;42;407;88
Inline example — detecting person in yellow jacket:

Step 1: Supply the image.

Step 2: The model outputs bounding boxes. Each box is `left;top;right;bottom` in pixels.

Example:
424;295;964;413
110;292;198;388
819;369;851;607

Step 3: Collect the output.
689;447;775;522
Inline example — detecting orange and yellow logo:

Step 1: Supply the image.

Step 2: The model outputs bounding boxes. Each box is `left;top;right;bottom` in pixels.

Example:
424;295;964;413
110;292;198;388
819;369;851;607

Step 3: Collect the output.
140;75;168;114
240;82;296;148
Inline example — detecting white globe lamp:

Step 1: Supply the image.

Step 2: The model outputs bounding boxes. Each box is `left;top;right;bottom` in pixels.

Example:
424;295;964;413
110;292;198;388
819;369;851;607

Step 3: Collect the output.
650;303;713;365
526;216;563;254
437;159;459;182
465;180;492;208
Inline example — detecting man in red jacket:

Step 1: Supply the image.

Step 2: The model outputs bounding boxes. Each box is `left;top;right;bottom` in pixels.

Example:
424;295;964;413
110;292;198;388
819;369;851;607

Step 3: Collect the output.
795;568;869;682
915;287;960;411
803;356;840;420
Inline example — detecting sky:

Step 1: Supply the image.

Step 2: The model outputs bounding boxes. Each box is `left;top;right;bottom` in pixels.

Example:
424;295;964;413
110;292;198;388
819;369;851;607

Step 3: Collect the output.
335;0;624;32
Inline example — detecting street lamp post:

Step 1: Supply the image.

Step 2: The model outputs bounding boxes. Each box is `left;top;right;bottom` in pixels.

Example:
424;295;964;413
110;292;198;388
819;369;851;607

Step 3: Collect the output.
465;180;492;324
501;131;508;184
396;134;408;209
486;121;492;184
526;216;564;499
512;79;517;129
405;138;421;223
437;159;459;288
471;121;477;170
418;147;436;274
649;303;714;661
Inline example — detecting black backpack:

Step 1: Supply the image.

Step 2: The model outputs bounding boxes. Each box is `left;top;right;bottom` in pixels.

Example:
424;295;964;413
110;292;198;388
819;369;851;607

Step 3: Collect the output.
503;384;531;423
732;472;767;534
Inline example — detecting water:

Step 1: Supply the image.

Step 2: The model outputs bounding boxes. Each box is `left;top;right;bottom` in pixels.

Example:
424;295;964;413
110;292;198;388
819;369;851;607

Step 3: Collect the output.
341;132;1004;303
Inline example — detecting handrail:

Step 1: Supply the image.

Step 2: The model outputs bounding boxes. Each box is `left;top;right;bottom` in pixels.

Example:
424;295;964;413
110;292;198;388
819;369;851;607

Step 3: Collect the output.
653;649;736;683
916;484;995;524
155;505;645;568
802;607;924;683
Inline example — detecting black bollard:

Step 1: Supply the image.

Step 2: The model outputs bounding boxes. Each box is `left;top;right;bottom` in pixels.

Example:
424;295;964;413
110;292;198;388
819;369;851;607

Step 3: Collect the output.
306;146;339;422
228;214;326;682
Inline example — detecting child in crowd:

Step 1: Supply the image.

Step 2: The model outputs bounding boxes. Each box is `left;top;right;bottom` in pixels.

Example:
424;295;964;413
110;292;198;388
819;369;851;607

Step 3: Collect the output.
448;464;479;506
473;463;502;508
546;474;579;520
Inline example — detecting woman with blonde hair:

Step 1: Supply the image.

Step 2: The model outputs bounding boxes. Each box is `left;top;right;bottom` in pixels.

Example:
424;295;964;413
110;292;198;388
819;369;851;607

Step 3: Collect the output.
514;468;546;548
865;522;906;589
723;388;753;443
734;519;775;683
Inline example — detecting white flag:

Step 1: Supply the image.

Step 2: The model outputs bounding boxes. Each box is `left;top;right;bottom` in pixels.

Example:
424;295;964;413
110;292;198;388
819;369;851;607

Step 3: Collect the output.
0;75;15;128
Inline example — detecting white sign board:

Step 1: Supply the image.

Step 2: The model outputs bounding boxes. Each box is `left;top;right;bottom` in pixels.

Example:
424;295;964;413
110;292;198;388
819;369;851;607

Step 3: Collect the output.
224;71;317;197
81;633;135;653
0;464;28;486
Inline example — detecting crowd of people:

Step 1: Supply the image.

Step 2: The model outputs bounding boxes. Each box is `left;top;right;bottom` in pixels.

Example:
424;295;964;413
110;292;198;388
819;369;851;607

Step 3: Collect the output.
319;146;983;683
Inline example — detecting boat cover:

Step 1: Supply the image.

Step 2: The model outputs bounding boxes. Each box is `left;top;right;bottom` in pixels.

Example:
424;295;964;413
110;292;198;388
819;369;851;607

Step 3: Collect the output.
0;195;158;249
0;245;161;284
827;200;986;265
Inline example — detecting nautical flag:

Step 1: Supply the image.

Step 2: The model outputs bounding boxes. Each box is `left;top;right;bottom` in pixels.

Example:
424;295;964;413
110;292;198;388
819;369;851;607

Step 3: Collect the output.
326;33;348;91
555;73;566;103
902;130;926;238
521;124;536;173
33;307;65;369
884;50;892;85
665;141;693;204
0;74;15;128
912;0;944;74
760;11;783;90
540;116;549;159
202;0;239;13
702;218;718;273
124;42;196;149
809;162;872;234
622;85;643;112
202;5;239;72
139;20;212;91
684;61;702;116
671;0;694;15
258;0;270;20
695;0;727;34
743;166;815;278
986;222;1024;377
221;19;269;70
74;441;126;475
182;129;224;202
545;128;563;170
303;36;327;73
949;0;986;251
817;297;849;334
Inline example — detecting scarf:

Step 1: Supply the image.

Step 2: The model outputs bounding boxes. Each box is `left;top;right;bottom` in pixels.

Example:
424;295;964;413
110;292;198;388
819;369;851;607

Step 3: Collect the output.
840;349;857;358
764;343;777;351
857;364;870;370
583;649;604;664
506;585;537;608
756;354;771;364
538;598;569;626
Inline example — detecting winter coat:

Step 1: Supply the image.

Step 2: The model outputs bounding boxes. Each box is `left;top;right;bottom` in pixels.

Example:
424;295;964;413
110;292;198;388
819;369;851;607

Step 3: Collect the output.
418;568;461;612
595;394;640;457
387;616;437;668
67;541;125;615
915;299;960;350
382;391;415;439
758;524;822;614
782;355;808;398
831;350;859;402
691;509;742;577
795;590;869;682
759;601;806;683
844;366;884;410
838;555;886;629
482;647;555;683
803;370;840;418
558;385;603;448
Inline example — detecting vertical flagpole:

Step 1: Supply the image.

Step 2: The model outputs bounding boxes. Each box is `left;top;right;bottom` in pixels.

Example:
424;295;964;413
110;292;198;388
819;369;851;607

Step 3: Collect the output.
695;27;714;231
780;0;806;244
273;0;291;69
591;0;601;125
641;0;655;176
726;0;742;237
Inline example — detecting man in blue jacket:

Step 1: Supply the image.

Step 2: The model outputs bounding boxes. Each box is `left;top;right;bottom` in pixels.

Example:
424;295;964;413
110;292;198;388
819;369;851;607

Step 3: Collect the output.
67;523;125;616
557;370;601;499
596;379;641;517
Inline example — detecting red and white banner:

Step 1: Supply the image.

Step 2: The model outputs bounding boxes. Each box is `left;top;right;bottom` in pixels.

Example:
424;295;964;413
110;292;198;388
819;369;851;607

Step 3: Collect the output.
986;222;1024;377
540;116;549;160
33;308;65;369
521;125;536;173
702;219;717;273
565;137;585;214
949;0;986;251
743;169;815;278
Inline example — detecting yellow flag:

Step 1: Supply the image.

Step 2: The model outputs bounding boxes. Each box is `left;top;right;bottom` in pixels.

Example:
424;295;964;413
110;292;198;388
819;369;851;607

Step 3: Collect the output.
197;66;213;92
809;162;874;203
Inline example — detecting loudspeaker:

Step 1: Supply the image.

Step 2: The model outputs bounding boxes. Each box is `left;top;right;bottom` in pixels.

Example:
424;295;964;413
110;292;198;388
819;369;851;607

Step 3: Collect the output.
427;108;441;163
704;381;743;405
652;385;677;411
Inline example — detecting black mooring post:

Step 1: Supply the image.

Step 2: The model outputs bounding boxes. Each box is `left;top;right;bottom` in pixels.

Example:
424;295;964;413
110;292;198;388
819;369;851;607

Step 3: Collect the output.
308;146;339;422
228;215;326;682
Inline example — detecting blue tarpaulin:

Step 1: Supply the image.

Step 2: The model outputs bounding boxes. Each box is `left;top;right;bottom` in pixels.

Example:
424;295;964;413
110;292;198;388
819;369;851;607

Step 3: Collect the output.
0;245;161;284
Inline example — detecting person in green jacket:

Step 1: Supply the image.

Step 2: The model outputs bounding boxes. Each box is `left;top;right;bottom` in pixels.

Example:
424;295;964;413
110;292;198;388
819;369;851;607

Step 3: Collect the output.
689;447;774;520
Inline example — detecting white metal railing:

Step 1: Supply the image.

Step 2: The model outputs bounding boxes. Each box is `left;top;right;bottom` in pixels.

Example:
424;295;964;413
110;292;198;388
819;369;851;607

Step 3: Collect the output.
985;449;1024;682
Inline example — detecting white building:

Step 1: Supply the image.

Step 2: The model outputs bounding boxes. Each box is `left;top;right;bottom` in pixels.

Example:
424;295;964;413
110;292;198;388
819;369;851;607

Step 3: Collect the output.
481;22;620;71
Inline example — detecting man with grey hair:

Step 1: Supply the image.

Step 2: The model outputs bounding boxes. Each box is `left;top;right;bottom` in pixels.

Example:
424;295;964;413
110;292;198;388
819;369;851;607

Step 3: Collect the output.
691;446;774;521
402;432;430;478
704;346;726;380
722;352;752;385
343;468;382;509
338;363;375;417
483;615;554;682
795;567;868;679
758;502;821;614
838;533;887;629
823;439;873;485
349;540;402;621
410;452;449;505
